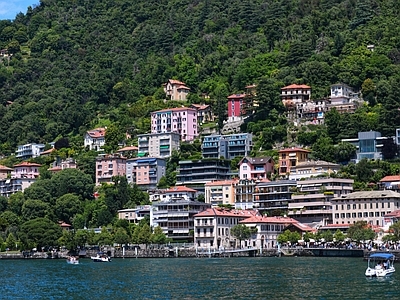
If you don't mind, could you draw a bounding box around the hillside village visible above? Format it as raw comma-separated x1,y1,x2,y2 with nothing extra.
2,78,400,250
3,0,400,252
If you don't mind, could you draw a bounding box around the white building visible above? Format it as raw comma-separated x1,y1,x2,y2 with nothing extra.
15,143,45,159
84,127,106,151
332,190,400,227
288,160,341,180
193,208,259,249
240,215,314,249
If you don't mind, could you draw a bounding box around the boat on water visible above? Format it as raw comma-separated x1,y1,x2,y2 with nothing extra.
365,253,395,277
66,256,79,265
91,252,111,262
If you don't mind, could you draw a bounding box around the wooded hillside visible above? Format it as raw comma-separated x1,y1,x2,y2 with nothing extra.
1,0,400,154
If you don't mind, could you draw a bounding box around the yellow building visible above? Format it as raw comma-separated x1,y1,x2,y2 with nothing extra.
204,180,237,207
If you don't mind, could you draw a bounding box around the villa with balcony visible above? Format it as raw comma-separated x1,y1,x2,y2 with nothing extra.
84,127,106,151
0,164,12,179
11,162,41,179
234,178,270,210
238,156,274,180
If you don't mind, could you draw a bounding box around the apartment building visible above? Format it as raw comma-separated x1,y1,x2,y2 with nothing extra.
0,177,36,197
193,208,258,249
278,148,310,177
288,178,354,227
15,143,45,159
126,157,166,189
204,180,237,207
341,131,387,162
117,205,151,223
152,198,210,241
202,133,252,160
288,160,341,180
150,107,198,141
227,93,247,122
331,190,400,226
175,159,231,187
234,178,270,210
137,132,180,158
95,154,126,185
253,180,297,215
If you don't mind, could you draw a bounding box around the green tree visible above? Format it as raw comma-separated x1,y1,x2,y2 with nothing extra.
231,224,257,248
347,221,376,243
137,223,152,248
333,229,346,243
151,226,167,245
21,200,50,221
55,193,82,224
19,218,62,251
104,123,125,153
114,227,130,245
5,233,17,251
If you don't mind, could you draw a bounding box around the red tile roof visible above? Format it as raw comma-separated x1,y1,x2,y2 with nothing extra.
87,128,106,138
40,148,55,155
281,84,311,90
191,104,210,110
227,94,246,99
240,215,298,224
278,147,311,153
194,208,258,218
0,164,13,171
168,79,186,85
165,186,198,193
384,210,400,218
379,175,400,182
13,162,42,167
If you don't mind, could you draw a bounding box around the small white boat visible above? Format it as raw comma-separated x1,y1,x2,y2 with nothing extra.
66,256,79,265
365,253,395,277
91,252,111,262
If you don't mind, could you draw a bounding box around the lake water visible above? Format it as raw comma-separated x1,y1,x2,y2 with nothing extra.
1,256,400,299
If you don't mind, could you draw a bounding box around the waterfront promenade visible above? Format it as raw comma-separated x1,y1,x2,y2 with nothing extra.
3,247,400,260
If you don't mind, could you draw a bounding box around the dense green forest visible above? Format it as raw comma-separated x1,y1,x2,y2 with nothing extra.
1,0,400,155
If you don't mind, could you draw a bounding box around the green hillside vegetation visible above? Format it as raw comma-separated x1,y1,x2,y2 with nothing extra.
0,0,400,153
2,0,400,249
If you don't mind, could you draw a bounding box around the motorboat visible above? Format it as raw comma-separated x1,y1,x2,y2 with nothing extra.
66,256,79,265
365,253,395,277
91,252,111,262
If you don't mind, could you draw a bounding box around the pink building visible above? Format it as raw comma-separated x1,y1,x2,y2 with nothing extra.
227,94,246,121
238,156,275,180
95,154,127,185
48,158,77,173
12,162,41,179
151,107,198,141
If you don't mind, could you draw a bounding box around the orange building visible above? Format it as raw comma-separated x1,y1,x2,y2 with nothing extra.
278,148,310,177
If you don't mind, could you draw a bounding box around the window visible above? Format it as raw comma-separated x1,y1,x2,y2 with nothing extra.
363,212,368,217
347,204,351,210
353,204,356,209
340,213,345,218
335,213,339,218
369,212,374,217
375,212,380,217
346,213,351,218
352,213,356,218
358,212,362,218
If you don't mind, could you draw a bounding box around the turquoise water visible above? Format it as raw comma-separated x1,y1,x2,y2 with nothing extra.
1,257,399,299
